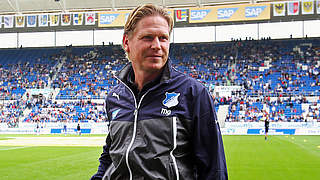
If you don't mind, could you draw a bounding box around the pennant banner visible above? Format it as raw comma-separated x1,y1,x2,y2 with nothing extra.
16,16,25,28
273,2,286,16
288,1,300,15
302,0,314,14
175,9,188,22
73,13,83,25
50,14,59,26
316,0,320,14
27,15,37,27
85,12,95,25
166,9,174,23
4,16,14,28
61,14,71,26
39,14,48,27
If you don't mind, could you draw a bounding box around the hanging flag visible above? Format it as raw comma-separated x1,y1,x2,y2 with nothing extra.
85,12,95,25
73,13,83,25
288,1,300,15
4,16,14,28
273,2,286,16
61,13,71,26
316,0,320,14
15,15,25,28
50,14,59,26
39,14,48,27
302,0,314,14
27,15,37,27
175,9,188,22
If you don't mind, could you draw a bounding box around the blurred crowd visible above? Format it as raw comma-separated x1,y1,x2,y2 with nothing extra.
0,38,320,123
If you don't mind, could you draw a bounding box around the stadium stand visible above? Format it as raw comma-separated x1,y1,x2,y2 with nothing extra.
1,37,320,123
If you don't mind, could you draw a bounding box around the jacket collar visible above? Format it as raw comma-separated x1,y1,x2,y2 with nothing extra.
116,58,172,85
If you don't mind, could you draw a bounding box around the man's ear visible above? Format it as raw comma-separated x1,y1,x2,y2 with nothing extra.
122,34,130,53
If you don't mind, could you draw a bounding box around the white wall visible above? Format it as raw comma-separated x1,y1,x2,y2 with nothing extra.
19,32,55,47
216,23,258,41
56,30,94,46
94,29,123,45
0,20,319,48
304,20,320,38
259,21,303,39
0,33,17,48
173,26,215,43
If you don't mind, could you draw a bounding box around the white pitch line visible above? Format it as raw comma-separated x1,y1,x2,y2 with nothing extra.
0,146,29,151
0,136,106,146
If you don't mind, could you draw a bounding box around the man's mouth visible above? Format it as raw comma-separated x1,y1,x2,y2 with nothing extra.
147,54,162,58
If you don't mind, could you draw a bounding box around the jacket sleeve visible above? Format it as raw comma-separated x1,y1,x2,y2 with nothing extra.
192,87,228,180
90,135,113,180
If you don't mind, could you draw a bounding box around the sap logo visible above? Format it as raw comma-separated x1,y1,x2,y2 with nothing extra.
161,108,171,116
217,8,238,19
190,10,211,21
245,6,266,18
100,14,119,24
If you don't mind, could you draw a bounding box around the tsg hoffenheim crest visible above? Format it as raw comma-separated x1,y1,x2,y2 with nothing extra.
163,92,180,108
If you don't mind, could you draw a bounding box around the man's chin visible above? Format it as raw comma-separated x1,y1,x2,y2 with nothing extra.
145,64,164,72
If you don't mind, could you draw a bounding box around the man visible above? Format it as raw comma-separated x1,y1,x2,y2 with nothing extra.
265,118,269,140
63,121,67,136
91,4,228,180
77,123,81,136
35,121,40,135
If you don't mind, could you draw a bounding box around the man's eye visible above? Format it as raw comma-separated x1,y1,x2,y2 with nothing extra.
143,36,153,40
160,36,168,41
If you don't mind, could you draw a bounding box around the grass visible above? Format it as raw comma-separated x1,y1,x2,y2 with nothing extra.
0,135,319,180
223,135,320,180
0,146,101,180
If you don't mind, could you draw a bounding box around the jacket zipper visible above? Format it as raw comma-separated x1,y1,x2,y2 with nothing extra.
116,77,148,180
170,116,179,180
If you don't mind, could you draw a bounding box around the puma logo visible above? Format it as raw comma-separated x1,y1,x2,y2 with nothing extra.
112,93,120,100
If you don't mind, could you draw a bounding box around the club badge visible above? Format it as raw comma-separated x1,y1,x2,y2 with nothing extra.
163,92,180,108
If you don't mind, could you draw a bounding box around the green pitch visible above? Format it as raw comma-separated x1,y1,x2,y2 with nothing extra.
0,135,319,180
224,135,320,180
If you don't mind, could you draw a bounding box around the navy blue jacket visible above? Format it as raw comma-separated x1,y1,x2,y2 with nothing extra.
91,60,228,180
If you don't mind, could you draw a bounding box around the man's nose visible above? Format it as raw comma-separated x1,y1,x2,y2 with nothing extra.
151,37,161,50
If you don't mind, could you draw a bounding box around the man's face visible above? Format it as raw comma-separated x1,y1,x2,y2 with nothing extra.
123,15,170,74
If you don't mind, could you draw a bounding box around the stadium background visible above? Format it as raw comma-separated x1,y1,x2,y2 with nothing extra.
0,0,320,180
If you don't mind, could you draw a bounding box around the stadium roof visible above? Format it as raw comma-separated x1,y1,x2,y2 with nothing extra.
0,0,263,14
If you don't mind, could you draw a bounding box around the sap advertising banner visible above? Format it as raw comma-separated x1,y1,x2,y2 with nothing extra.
189,7,218,23
98,11,130,27
98,9,172,28
189,3,270,23
1,122,319,135
222,122,320,135
0,122,109,134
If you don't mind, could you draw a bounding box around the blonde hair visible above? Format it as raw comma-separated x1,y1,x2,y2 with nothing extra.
123,4,173,39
